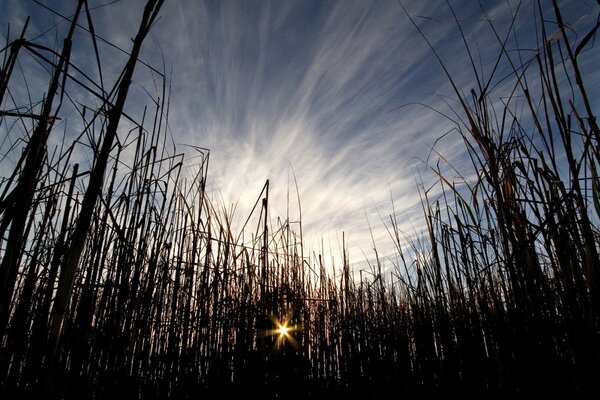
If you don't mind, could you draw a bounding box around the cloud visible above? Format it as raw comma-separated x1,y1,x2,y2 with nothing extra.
151,0,455,262
2,0,597,271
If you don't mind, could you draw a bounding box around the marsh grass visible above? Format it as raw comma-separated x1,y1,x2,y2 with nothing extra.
0,1,599,399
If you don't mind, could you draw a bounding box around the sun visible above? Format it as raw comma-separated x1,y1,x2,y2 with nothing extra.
268,316,298,349
277,324,290,336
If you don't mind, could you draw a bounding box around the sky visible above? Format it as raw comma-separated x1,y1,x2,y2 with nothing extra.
1,0,599,269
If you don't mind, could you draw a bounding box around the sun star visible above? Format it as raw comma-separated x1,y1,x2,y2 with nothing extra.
277,324,289,336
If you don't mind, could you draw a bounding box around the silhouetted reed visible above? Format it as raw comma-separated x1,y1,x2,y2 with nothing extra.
0,1,598,399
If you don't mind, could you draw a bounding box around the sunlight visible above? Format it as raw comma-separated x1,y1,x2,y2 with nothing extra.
277,324,290,336
268,316,298,350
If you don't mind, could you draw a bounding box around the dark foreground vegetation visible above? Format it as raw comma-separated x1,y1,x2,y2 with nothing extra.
1,0,599,398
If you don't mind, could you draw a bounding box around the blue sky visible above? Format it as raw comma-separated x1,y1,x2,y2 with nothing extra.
1,0,599,267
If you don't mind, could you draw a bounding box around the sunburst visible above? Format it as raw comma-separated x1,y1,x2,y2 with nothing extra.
269,315,298,349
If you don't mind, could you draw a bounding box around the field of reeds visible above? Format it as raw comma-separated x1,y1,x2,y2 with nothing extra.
1,0,598,399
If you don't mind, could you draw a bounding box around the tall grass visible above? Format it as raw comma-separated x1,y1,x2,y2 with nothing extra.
0,1,598,399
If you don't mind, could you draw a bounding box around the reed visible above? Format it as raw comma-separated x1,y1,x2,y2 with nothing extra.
0,1,598,399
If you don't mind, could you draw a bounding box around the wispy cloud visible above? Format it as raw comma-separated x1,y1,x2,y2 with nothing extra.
2,0,597,268
151,0,454,261
150,0,599,264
